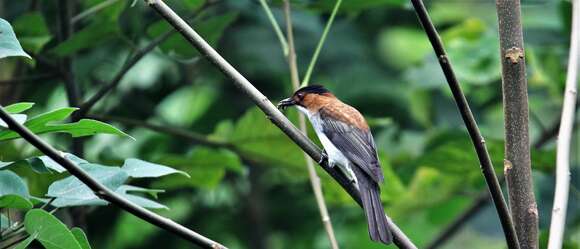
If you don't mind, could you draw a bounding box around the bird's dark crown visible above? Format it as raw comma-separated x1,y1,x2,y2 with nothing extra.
294,85,330,95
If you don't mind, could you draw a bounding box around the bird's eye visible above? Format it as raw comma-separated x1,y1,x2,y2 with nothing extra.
297,92,304,99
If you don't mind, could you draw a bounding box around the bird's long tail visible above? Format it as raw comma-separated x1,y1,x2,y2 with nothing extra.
353,166,393,244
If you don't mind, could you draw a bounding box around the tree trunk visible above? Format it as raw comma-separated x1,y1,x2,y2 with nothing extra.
495,1,539,249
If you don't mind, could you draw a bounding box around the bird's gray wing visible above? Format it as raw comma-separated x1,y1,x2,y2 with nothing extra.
319,109,384,183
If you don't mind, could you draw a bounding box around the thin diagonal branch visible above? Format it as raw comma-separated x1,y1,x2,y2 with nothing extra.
409,1,520,249
88,114,229,147
71,0,119,24
301,0,342,87
76,2,212,118
548,0,579,248
75,29,175,118
0,106,227,249
258,0,288,56
282,1,339,248
143,1,417,248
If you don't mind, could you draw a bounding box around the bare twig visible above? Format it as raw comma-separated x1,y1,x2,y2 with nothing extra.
496,1,538,248
71,0,119,24
89,114,228,147
143,1,417,248
301,0,342,87
0,106,228,249
76,2,213,118
548,0,579,248
282,1,339,248
409,0,520,249
258,0,288,56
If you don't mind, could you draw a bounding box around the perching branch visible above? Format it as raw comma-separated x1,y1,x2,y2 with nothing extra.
143,1,417,248
0,107,228,249
409,1,520,249
301,0,342,87
282,1,339,248
548,0,580,248
495,1,538,248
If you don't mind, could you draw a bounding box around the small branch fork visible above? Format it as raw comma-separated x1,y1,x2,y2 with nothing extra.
143,0,416,248
0,108,227,249
409,0,520,249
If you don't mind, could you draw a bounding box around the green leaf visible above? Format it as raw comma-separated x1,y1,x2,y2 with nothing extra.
13,233,38,249
0,107,131,140
230,107,305,170
0,194,33,209
0,170,29,197
115,185,167,209
48,164,128,207
121,158,189,178
0,18,31,59
156,84,218,126
147,12,238,58
24,209,83,249
4,102,34,113
28,153,88,174
12,12,52,54
71,228,92,249
0,153,86,174
38,119,132,138
51,20,119,57
117,185,164,198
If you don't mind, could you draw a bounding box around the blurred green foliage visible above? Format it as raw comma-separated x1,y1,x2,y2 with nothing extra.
0,0,579,249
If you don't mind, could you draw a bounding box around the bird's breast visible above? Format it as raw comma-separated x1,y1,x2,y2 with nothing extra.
308,113,350,167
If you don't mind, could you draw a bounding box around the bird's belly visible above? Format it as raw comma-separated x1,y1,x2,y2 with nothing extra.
303,110,356,182
316,131,357,184
318,133,349,166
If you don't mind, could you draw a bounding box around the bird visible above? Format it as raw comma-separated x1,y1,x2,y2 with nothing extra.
277,85,392,245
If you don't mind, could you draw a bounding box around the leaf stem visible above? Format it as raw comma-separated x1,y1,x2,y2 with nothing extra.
301,0,342,87
258,0,289,56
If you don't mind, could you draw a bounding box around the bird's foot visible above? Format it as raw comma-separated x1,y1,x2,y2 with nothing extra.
318,150,329,165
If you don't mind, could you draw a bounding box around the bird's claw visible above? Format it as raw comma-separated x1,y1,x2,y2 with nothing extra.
318,150,329,165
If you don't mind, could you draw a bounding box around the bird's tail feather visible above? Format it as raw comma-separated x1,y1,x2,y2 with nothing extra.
358,174,393,244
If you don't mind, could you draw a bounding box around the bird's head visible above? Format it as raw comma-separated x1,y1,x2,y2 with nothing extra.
277,85,334,111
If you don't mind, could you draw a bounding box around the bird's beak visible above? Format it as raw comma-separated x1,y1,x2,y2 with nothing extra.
277,98,296,110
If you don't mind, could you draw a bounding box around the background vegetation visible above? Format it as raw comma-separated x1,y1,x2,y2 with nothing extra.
0,0,578,248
